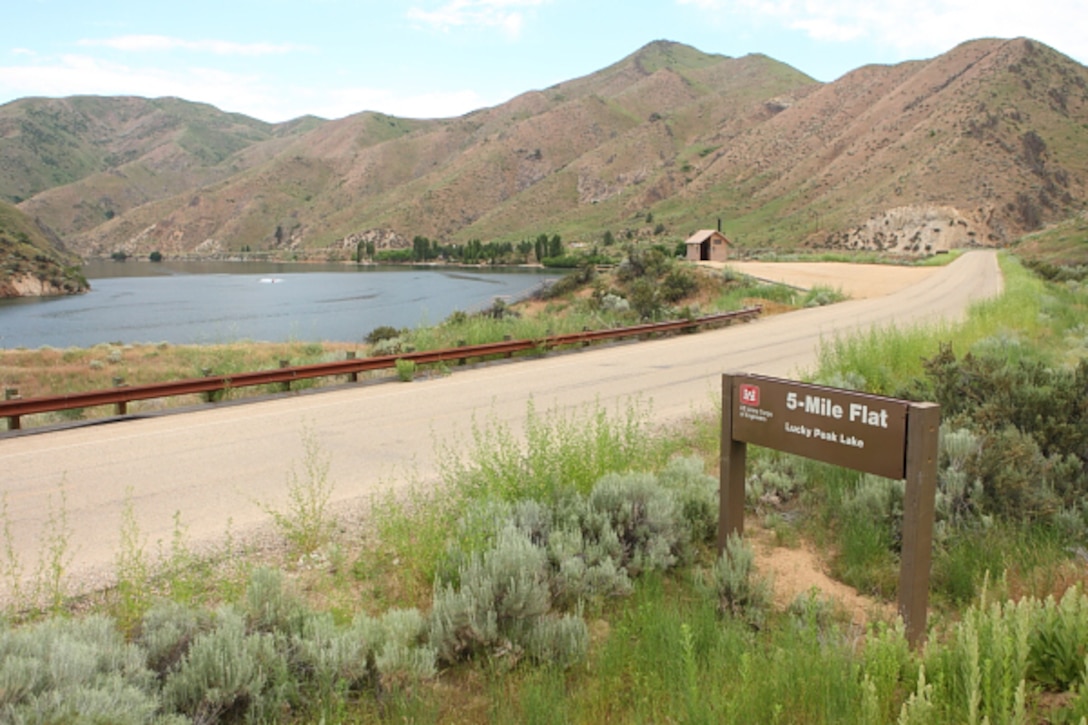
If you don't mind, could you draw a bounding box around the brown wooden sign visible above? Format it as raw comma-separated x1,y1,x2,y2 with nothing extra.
720,373,939,647
731,375,910,479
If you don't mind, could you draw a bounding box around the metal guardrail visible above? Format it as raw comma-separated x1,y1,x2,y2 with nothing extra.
1,307,760,431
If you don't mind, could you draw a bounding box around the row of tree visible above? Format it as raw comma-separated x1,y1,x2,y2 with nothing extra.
367,233,566,265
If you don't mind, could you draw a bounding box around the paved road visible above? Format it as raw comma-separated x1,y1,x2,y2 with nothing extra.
0,251,1002,598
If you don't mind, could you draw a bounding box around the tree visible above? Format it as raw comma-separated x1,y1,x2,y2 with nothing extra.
549,234,563,259
628,278,661,319
517,239,533,262
149,251,163,263
412,235,432,262
603,230,615,246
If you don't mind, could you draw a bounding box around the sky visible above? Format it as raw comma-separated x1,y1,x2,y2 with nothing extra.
2,0,1085,123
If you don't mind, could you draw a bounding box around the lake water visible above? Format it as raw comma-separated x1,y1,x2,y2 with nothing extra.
0,261,557,349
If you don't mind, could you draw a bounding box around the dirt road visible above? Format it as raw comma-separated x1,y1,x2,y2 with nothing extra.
723,260,940,299
0,252,1002,600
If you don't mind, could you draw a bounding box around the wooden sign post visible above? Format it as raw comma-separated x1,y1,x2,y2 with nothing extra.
720,373,939,646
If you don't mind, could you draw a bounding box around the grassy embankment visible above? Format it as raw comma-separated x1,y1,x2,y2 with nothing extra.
2,250,1087,723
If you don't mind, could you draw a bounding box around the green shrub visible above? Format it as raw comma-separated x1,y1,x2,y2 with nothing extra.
290,611,372,702
0,615,163,725
967,426,1070,521
916,345,1088,466
373,609,437,690
744,452,805,510
704,534,772,628
627,278,662,319
243,567,306,633
656,457,718,544
395,358,416,382
137,601,212,677
162,608,289,723
1028,587,1088,691
430,525,552,665
365,325,401,345
801,285,847,307
371,335,411,355
546,523,633,608
934,426,985,535
586,472,684,576
660,267,698,303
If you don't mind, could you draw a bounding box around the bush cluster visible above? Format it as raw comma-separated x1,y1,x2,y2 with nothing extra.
430,458,722,666
1023,258,1088,283
0,568,439,723
905,344,1088,525
0,458,729,723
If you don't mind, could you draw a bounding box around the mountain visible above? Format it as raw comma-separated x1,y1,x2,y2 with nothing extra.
3,38,1086,259
0,201,87,297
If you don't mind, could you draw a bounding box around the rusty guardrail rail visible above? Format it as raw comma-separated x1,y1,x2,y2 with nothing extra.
1,306,760,431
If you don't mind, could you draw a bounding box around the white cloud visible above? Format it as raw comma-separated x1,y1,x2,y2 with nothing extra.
77,35,307,57
406,0,550,39
0,54,270,112
677,0,1087,65
0,54,492,121
309,87,489,120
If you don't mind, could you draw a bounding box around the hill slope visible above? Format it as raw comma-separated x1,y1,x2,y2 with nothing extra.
4,38,1087,259
0,201,87,297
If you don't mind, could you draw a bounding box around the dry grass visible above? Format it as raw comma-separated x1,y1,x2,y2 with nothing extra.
1,340,362,423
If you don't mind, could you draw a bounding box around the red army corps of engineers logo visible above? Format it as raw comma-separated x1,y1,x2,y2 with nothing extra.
740,384,760,406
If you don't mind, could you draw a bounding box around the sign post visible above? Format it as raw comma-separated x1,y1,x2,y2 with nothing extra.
720,373,939,646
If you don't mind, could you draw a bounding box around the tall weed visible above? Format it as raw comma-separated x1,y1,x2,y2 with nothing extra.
439,398,663,504
114,489,152,634
257,425,336,559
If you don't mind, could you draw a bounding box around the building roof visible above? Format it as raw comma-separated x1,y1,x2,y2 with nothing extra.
685,229,727,245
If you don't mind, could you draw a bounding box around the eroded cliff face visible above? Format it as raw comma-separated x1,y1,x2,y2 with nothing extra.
0,271,87,298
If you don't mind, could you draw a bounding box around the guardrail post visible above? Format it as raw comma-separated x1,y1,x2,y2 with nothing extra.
280,360,291,391
112,377,128,415
582,326,590,347
4,388,19,431
503,335,513,358
346,351,358,382
201,368,217,402
457,340,467,366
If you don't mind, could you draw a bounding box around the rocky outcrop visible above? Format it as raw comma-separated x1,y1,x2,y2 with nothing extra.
0,271,87,298
815,206,991,255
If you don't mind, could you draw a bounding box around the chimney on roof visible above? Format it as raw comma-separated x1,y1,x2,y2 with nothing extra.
717,218,721,232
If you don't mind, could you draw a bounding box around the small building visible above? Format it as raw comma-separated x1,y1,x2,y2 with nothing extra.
685,229,730,262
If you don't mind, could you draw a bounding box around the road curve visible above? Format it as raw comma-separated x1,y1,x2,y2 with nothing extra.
0,251,1002,598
